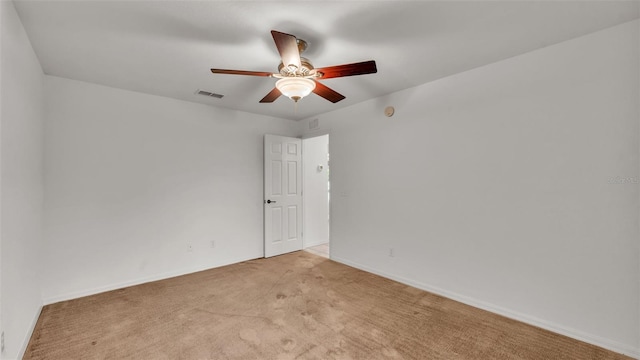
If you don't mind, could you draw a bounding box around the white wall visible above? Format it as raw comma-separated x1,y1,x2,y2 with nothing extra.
303,135,330,248
301,20,639,357
43,76,298,303
0,1,45,359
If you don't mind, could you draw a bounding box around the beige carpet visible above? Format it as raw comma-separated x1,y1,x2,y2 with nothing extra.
25,252,632,360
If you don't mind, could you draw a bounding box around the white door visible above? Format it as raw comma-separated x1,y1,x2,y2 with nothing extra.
264,134,302,257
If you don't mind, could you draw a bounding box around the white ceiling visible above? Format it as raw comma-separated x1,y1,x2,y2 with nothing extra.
13,1,639,121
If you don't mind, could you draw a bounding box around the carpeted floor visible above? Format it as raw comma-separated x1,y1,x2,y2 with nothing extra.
25,251,632,360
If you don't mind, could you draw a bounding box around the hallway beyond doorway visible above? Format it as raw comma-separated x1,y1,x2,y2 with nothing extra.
304,243,329,258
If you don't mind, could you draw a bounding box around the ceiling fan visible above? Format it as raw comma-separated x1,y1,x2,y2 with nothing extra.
210,30,377,104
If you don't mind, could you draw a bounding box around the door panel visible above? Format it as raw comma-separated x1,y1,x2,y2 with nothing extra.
271,161,282,195
264,134,302,257
271,207,282,243
288,206,298,239
287,161,297,194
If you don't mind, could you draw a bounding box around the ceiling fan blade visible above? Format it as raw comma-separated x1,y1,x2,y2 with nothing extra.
211,69,273,77
313,81,346,103
315,60,377,79
259,88,282,103
271,30,301,70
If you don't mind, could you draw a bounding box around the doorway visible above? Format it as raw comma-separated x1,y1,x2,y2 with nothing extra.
302,134,330,258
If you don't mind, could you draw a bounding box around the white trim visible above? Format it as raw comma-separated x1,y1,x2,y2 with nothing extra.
331,255,639,359
17,305,42,360
301,136,306,250
43,254,261,305
304,239,329,248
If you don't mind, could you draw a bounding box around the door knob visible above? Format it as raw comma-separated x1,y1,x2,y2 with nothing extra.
266,199,276,204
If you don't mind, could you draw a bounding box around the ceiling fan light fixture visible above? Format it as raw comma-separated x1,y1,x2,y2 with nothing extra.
210,30,377,104
275,77,316,102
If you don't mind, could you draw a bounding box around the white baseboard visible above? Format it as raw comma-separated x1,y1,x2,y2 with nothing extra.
16,304,42,360
304,239,329,248
331,255,639,359
43,254,261,305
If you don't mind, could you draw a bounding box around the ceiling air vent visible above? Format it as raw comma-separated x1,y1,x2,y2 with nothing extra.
196,89,224,99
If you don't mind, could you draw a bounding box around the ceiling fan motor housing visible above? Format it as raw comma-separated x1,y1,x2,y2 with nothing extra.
278,57,314,77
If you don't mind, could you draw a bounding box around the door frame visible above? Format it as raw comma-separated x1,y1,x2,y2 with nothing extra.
300,131,331,257
263,131,332,259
